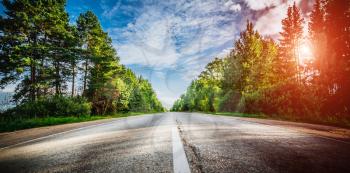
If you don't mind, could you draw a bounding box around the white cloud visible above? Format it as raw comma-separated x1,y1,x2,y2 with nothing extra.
243,0,279,10
157,95,177,109
225,1,242,12
110,7,180,68
117,43,179,68
217,47,232,58
115,15,180,68
230,4,242,12
252,0,303,36
111,0,240,69
100,0,124,18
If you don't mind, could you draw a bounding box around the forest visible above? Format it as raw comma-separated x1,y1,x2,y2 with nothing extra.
0,0,165,120
171,0,350,126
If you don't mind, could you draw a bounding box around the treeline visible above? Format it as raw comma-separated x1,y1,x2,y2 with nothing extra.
0,0,164,118
172,1,350,123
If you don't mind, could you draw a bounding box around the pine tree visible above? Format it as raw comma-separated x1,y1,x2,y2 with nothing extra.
0,0,76,102
77,11,104,95
323,0,350,115
46,2,77,96
292,2,304,82
308,0,328,100
309,0,326,69
233,21,263,94
77,11,121,114
279,3,304,83
309,0,325,44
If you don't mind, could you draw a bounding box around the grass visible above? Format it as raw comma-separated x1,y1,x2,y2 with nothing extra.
0,112,154,133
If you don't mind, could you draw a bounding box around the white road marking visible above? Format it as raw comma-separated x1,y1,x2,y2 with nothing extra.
0,120,118,151
172,126,191,173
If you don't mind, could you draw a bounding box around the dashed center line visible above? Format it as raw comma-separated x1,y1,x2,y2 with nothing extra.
172,126,191,173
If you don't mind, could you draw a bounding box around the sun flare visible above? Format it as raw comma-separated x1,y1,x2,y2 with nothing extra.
298,41,314,63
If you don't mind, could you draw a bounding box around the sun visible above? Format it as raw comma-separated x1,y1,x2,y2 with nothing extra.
298,41,314,63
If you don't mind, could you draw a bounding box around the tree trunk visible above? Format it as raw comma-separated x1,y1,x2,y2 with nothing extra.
71,61,75,97
83,59,88,95
30,60,36,101
55,60,60,95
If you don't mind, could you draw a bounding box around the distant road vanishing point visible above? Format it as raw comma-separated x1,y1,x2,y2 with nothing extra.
1,112,350,173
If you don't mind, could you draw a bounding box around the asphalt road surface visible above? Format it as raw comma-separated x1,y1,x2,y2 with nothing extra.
0,112,350,173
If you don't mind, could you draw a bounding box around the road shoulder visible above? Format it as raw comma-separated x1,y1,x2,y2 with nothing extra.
220,115,350,143
0,114,157,149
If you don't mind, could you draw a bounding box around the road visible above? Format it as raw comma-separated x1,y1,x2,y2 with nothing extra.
0,112,350,173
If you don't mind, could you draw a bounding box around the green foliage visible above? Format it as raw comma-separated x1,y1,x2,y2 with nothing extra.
3,96,91,118
171,58,225,112
128,77,165,112
76,11,121,115
0,0,79,101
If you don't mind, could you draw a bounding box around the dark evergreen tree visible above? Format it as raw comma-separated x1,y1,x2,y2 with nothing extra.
0,0,76,102
323,0,350,116
279,3,304,83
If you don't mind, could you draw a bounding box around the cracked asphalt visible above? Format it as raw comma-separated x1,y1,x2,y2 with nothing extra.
0,112,350,173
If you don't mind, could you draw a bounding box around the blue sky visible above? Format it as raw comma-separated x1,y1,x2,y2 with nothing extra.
1,0,314,108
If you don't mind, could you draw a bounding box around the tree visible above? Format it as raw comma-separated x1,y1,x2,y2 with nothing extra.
76,11,121,114
0,0,76,102
279,3,304,83
307,0,328,110
309,0,326,61
128,77,164,112
227,21,266,94
323,0,350,116
77,11,104,95
292,3,304,82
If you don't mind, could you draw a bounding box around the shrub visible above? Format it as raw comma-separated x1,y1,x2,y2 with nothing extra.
3,96,91,118
244,82,322,118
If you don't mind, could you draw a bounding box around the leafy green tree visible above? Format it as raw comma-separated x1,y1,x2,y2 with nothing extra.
128,77,164,112
232,21,263,94
172,58,225,112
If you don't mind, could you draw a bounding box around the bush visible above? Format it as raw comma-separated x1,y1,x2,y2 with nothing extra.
243,82,322,118
3,96,91,118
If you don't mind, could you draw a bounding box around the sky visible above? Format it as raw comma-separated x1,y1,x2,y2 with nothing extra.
0,0,314,108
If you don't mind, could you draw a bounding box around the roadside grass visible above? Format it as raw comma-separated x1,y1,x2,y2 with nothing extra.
204,111,350,129
0,112,157,133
